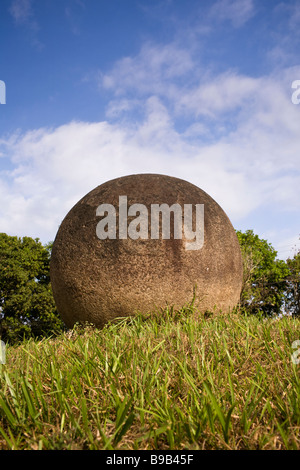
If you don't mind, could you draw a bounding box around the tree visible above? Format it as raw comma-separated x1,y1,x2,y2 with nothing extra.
236,230,289,316
284,251,300,316
0,233,65,343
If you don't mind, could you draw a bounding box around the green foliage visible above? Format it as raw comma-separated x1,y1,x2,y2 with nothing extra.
285,252,300,316
0,233,65,343
236,230,290,316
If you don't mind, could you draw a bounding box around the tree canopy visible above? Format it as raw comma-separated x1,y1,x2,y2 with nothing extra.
0,233,65,343
284,252,300,316
236,229,299,317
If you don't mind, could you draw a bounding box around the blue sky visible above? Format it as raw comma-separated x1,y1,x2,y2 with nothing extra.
0,0,300,258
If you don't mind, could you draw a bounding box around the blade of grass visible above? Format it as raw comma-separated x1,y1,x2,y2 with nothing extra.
134,424,170,444
3,372,22,422
171,355,202,400
20,375,41,422
113,411,135,446
0,424,20,449
0,396,18,427
112,395,136,446
203,381,235,443
275,419,289,449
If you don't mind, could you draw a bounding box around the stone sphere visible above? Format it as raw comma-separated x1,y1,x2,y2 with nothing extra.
50,174,243,328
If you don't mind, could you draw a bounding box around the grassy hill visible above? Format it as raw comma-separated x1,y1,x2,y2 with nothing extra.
0,304,299,450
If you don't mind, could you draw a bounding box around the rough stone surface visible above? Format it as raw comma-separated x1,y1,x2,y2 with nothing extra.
50,174,243,328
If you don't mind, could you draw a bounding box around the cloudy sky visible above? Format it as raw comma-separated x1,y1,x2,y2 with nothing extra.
0,0,299,258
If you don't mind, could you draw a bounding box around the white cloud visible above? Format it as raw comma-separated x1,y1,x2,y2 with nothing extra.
64,0,86,35
208,0,255,28
175,72,259,118
265,2,300,67
101,42,194,98
105,98,142,119
9,0,33,24
9,0,42,48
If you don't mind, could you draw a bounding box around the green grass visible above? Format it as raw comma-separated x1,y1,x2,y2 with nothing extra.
0,304,299,450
